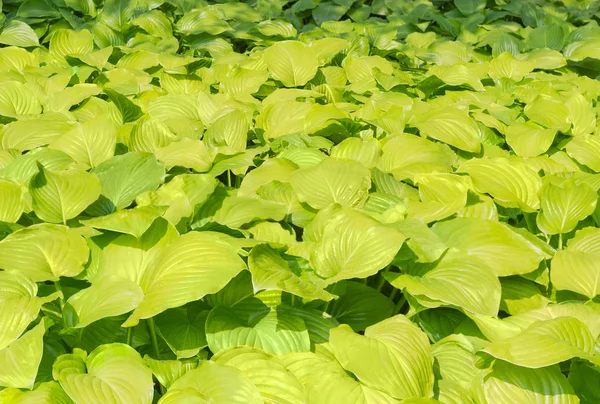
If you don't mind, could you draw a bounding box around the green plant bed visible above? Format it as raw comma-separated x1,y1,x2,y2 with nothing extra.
0,0,599,403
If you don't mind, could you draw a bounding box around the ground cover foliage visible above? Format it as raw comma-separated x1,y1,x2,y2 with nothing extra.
0,0,599,402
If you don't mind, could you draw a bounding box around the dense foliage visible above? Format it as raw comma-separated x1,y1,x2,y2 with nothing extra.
0,0,600,403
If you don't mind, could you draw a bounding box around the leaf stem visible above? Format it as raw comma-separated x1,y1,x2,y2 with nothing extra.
126,327,133,346
146,318,166,395
558,233,563,250
389,288,398,302
54,280,64,310
394,295,407,315
376,266,390,292
146,318,160,359
227,170,232,187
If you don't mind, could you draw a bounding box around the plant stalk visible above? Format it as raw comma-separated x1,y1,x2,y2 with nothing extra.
126,327,133,346
146,318,166,394
54,280,64,310
394,295,407,315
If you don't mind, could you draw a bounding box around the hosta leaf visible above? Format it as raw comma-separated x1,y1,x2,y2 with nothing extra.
206,305,310,355
154,305,209,359
0,224,88,282
263,41,319,87
568,360,600,404
81,206,166,238
158,360,262,404
0,319,46,389
212,347,307,403
281,350,400,404
379,134,456,181
144,356,198,390
566,93,596,137
413,107,482,153
505,122,556,158
0,381,72,404
328,280,394,332
2,113,77,152
306,206,405,282
290,157,371,210
49,116,116,169
53,344,154,404
525,95,570,132
407,173,470,223
483,317,596,368
565,135,600,172
0,271,59,351
482,361,578,403
387,254,501,316
0,81,42,118
204,109,249,153
0,179,24,223
124,231,247,326
66,277,144,328
458,158,542,211
432,218,552,276
212,196,288,228
248,244,334,302
431,335,479,388
551,250,600,299
30,165,101,224
536,178,597,235
87,152,165,216
330,315,434,400
0,20,39,47
154,138,212,172
136,174,218,225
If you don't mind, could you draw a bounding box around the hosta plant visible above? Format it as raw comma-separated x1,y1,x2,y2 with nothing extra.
0,0,600,403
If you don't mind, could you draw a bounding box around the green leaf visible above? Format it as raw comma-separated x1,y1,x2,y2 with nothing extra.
0,81,41,118
124,231,247,326
458,158,542,212
0,224,88,282
144,356,198,390
0,271,59,351
454,0,485,15
330,315,434,400
387,254,501,316
206,305,311,355
154,304,209,359
432,218,552,276
565,134,600,172
30,165,101,224
102,0,139,31
88,152,165,216
0,319,46,389
483,317,596,368
290,157,371,210
159,360,262,404
49,116,116,169
328,280,394,332
568,360,600,404
0,381,72,404
53,343,154,404
0,179,24,223
0,20,39,47
379,134,456,181
2,113,76,152
176,8,232,35
280,349,400,403
536,178,597,235
263,40,319,87
413,107,482,153
505,122,556,158
212,347,307,403
49,29,94,60
551,250,600,299
154,139,212,173
81,206,166,238
248,244,335,302
66,276,144,328
136,174,218,225
305,205,406,283
482,361,578,403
